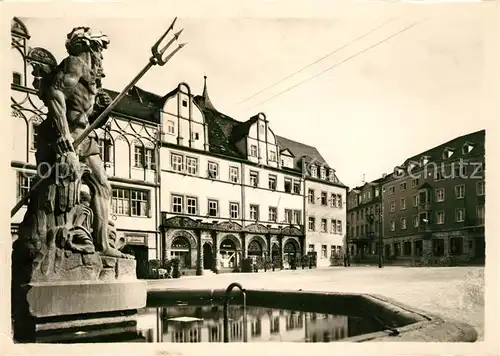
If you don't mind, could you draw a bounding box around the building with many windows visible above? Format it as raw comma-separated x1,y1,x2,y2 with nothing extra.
346,178,385,260
297,143,346,267
381,129,485,262
9,18,347,275
346,130,485,264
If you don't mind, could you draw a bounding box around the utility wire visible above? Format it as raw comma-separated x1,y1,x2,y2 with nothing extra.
249,21,421,109
236,18,397,106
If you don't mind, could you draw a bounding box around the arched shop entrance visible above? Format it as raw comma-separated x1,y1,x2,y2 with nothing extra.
283,240,299,267
220,238,237,269
170,236,191,268
203,243,213,270
271,243,280,263
247,240,263,263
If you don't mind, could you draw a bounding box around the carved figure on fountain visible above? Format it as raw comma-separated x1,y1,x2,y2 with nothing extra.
12,26,135,285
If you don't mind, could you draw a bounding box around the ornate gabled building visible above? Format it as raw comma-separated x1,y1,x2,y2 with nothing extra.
381,129,485,262
9,18,347,275
158,78,347,272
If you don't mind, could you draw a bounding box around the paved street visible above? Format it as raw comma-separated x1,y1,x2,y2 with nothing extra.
148,266,485,340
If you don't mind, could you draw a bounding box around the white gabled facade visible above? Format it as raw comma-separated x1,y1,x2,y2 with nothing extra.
158,83,306,271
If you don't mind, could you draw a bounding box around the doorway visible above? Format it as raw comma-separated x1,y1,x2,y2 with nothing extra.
474,237,485,260
170,236,191,268
121,245,149,279
271,243,280,263
283,240,298,268
247,240,263,264
219,238,237,268
203,243,213,270
384,244,391,258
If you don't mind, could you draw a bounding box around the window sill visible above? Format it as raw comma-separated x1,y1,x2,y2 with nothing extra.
132,166,156,172
112,214,150,219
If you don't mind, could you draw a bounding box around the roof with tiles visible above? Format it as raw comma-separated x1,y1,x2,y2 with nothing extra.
275,135,330,171
104,86,162,124
200,109,244,158
348,130,485,192
404,129,485,166
230,116,259,143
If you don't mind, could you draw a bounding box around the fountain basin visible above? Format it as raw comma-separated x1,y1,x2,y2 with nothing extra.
145,288,477,342
34,287,477,343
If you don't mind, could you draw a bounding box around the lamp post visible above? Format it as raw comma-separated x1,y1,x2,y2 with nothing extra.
345,234,351,267
378,217,383,268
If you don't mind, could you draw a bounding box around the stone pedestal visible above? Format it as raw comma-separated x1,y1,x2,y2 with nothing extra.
12,280,147,343
12,251,147,343
27,280,147,318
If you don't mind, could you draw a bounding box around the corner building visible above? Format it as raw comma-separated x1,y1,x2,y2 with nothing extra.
381,130,485,262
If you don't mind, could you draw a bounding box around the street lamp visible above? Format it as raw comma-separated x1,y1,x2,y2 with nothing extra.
378,217,383,268
370,211,383,269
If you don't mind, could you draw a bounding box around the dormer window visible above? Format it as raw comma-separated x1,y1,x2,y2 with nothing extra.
328,169,334,181
310,165,317,178
462,143,474,154
421,156,430,166
320,167,326,180
442,148,454,159
394,166,404,177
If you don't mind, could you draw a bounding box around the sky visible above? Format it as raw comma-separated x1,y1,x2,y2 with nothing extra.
14,1,498,189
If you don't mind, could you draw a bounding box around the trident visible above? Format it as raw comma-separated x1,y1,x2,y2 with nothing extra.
11,17,186,217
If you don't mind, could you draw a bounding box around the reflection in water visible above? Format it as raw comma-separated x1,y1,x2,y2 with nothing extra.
135,305,383,343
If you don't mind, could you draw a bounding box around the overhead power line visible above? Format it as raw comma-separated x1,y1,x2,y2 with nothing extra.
249,21,421,109
236,17,397,107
